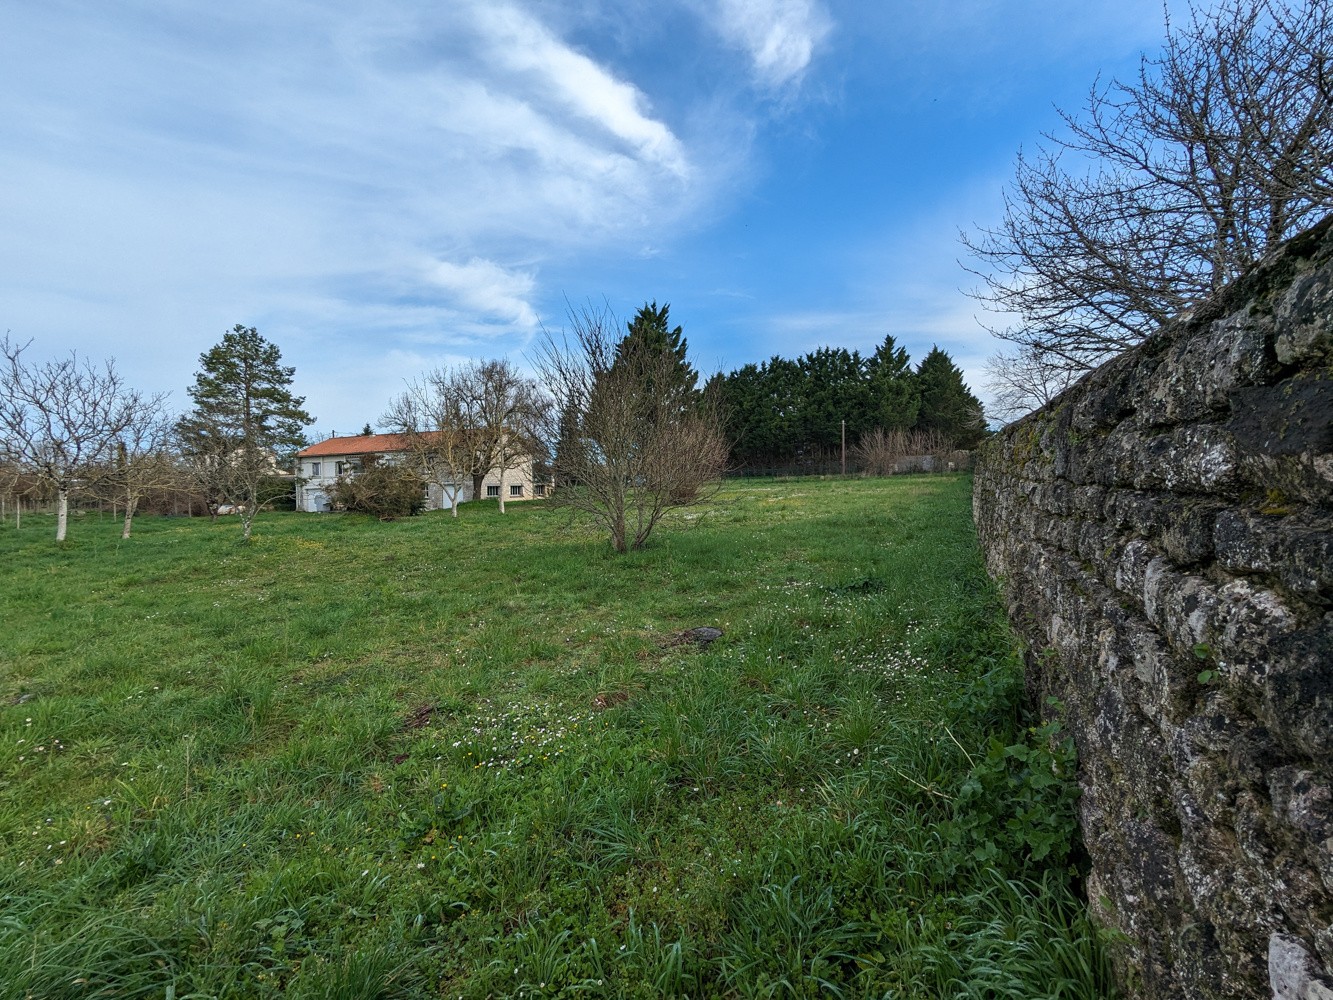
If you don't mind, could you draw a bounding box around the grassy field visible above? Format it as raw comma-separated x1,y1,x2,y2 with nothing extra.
0,476,1114,999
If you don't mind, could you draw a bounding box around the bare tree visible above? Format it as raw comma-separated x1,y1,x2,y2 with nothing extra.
97,395,176,538
175,422,243,523
384,360,549,515
464,360,549,514
0,336,141,541
533,304,728,553
963,0,1333,380
381,382,474,517
982,346,1083,424
453,360,548,512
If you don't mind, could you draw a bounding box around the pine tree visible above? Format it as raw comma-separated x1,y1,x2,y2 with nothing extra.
913,347,986,449
868,335,920,430
177,324,313,539
617,302,698,410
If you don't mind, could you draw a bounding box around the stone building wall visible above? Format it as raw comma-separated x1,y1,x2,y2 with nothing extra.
973,217,1333,999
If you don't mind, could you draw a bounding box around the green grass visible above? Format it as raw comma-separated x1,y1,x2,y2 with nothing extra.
0,477,1116,999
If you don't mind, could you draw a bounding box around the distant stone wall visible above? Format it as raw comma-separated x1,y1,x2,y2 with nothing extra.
974,218,1333,999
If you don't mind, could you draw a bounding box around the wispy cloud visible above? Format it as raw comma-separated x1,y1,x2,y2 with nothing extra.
0,1,697,318
698,0,833,89
474,3,690,180
0,0,725,425
424,258,539,331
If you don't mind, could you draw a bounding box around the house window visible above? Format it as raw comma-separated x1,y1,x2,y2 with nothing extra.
533,483,547,497
309,461,321,476
509,484,523,497
486,484,500,497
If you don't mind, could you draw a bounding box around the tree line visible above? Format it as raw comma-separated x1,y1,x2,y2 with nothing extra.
2,310,986,546
714,337,986,471
0,306,732,552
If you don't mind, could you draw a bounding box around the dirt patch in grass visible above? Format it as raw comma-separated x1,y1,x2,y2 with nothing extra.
591,690,630,711
401,703,438,730
659,626,724,649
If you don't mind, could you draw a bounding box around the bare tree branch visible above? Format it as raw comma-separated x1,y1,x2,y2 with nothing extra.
964,0,1333,387
983,346,1084,424
95,393,175,538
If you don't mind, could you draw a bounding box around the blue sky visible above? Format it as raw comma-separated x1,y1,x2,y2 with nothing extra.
1,0,1173,435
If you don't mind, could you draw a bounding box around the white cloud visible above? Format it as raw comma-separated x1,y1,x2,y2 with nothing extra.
424,258,539,330
0,0,724,431
701,0,833,88
474,4,690,180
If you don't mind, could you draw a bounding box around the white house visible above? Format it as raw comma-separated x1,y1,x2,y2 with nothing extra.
294,432,546,513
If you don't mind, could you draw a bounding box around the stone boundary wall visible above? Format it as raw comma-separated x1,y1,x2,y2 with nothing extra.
973,218,1333,999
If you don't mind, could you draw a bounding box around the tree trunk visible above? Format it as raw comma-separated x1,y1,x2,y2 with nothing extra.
56,487,69,542
241,484,257,541
497,474,506,514
472,472,484,501
121,495,137,539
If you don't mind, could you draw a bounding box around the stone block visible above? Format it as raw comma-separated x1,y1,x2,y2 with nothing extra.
1215,511,1333,602
1161,501,1221,565
1273,267,1333,366
1269,934,1333,1000
1071,354,1142,432
1139,311,1273,427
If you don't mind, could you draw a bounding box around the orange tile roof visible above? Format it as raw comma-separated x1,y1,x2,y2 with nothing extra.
297,432,425,457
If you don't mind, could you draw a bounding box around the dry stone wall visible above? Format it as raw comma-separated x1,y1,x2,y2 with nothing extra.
974,217,1333,999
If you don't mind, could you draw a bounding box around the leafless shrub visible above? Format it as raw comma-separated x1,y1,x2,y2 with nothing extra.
853,428,959,477
533,303,728,552
326,455,426,519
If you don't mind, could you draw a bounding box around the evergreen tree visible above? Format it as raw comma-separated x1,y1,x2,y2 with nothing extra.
617,302,698,410
913,347,986,449
720,358,802,468
867,334,920,430
794,347,873,451
177,324,313,539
